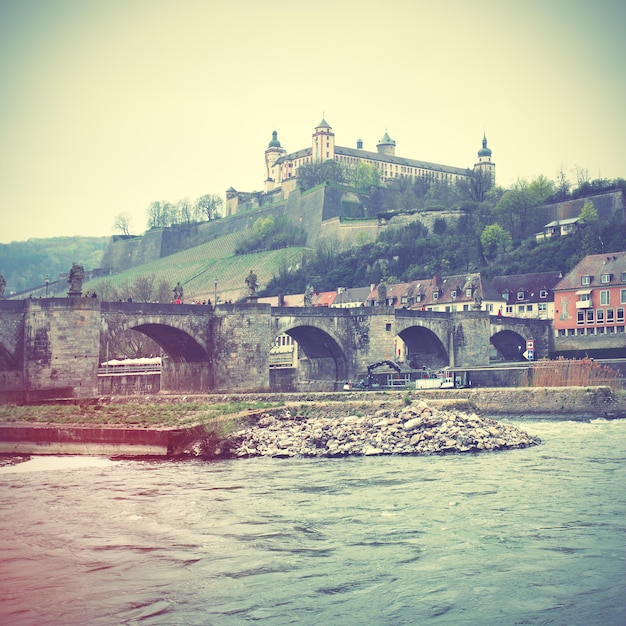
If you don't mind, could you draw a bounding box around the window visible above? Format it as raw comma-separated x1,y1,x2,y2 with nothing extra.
539,289,548,299
517,290,525,300
433,291,439,300
621,289,626,304
601,273,612,284
538,303,547,312
385,323,392,332
518,305,525,314
451,289,457,298
526,304,533,312
586,309,594,324
506,305,513,314
580,293,591,303
607,308,614,323
600,290,610,305
465,288,473,297
617,307,624,323
502,292,509,301
597,309,604,324
581,276,591,286
577,310,585,325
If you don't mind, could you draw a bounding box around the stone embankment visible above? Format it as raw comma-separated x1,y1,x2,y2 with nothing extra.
217,399,539,459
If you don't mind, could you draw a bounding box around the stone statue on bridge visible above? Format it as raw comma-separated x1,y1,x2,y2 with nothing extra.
173,282,184,303
473,290,483,310
0,274,6,299
245,270,258,297
377,282,387,306
304,284,314,307
67,263,84,297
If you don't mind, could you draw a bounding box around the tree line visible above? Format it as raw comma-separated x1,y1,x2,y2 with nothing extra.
260,173,626,296
114,194,224,236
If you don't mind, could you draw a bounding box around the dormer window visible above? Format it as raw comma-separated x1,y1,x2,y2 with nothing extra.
451,289,457,298
415,294,422,302
517,290,525,301
539,289,548,299
465,288,473,297
433,291,439,300
601,273,612,284
581,276,591,286
502,292,509,301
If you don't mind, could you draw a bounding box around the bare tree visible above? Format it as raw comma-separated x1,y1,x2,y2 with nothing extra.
114,212,132,236
195,194,223,221
177,198,194,224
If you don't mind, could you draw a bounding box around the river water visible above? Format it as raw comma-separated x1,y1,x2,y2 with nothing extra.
0,418,625,626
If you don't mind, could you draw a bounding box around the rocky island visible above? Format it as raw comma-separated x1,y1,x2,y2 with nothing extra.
198,398,540,459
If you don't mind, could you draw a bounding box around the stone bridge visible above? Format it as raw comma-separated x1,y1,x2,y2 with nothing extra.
0,299,552,398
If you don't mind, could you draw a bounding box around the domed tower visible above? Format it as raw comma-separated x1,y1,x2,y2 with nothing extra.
265,130,286,192
474,133,495,183
376,131,396,156
312,118,335,163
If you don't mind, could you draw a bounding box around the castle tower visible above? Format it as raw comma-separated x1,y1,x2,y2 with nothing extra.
265,130,286,192
312,118,335,162
376,131,396,156
474,133,495,183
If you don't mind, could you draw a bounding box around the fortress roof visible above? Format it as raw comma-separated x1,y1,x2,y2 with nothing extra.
275,145,468,176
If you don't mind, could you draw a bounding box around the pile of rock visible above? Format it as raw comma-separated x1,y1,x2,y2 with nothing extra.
224,400,540,458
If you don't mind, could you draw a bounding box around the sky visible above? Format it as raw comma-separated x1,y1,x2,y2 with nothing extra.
0,0,624,244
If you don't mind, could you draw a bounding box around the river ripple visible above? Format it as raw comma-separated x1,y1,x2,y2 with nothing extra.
1,418,625,625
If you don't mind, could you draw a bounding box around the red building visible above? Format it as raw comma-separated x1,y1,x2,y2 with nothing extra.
553,252,626,345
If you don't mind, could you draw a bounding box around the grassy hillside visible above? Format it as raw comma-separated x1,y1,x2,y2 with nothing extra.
81,229,308,303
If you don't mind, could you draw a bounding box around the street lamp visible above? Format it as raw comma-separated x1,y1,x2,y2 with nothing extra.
214,278,218,305
45,275,49,298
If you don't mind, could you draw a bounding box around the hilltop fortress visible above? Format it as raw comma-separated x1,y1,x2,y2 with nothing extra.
102,119,495,273
226,118,495,214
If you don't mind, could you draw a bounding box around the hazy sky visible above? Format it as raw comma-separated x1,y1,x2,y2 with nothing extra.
1,0,624,244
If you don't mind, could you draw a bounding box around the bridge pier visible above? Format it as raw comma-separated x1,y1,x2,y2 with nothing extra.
23,298,100,398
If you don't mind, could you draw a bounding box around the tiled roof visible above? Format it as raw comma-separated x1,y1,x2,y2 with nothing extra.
274,145,468,176
490,272,562,302
367,273,501,308
336,146,468,176
554,251,626,290
333,286,371,306
312,291,337,307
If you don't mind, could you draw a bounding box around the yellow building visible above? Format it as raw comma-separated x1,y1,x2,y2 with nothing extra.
264,118,495,197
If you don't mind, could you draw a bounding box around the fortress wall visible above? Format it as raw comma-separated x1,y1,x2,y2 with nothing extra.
541,190,624,222
99,236,145,272
319,218,378,247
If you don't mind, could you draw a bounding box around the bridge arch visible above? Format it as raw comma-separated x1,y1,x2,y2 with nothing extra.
490,329,528,361
102,315,213,392
272,324,348,390
397,325,448,369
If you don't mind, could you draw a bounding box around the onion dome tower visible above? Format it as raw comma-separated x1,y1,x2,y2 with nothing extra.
474,133,496,183
265,130,286,192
